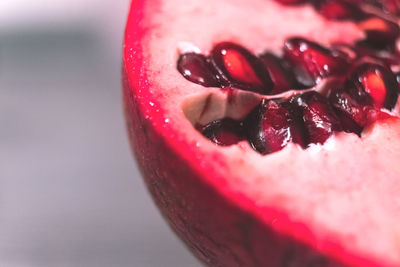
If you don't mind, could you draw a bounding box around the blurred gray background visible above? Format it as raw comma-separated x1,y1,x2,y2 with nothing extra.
0,1,200,266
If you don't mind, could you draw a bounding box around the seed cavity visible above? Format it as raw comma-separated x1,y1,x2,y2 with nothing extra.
177,1,400,155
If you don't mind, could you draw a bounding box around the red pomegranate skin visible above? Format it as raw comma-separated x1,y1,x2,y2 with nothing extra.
122,1,397,266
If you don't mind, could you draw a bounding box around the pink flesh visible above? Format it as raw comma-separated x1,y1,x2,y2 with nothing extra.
123,0,400,266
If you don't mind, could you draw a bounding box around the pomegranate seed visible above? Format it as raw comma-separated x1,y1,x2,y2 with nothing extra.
329,90,370,134
329,62,399,135
284,38,349,87
246,99,305,154
175,20,400,153
313,0,365,21
201,119,245,146
259,52,302,93
352,41,400,67
362,72,387,105
177,53,220,87
210,42,274,94
358,16,400,48
290,92,343,145
346,62,399,109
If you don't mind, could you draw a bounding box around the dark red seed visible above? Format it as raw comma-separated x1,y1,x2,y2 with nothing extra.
210,42,274,94
358,16,400,48
329,88,394,134
345,61,399,110
201,119,245,146
284,38,350,87
259,52,303,93
177,53,220,87
313,0,365,21
290,92,343,145
329,90,370,134
328,61,399,135
246,99,305,154
352,41,400,67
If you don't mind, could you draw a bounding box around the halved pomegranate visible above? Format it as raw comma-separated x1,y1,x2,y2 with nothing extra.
123,0,400,266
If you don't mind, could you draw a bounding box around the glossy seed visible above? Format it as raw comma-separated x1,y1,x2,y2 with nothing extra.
210,42,274,94
284,38,349,87
314,0,365,21
290,92,343,145
201,119,245,146
346,62,399,109
177,53,220,87
358,16,400,48
259,52,302,93
246,99,305,154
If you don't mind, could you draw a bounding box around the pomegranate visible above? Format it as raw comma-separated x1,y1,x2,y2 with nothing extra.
123,0,400,266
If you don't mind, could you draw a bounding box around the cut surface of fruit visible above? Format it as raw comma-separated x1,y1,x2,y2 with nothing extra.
123,0,400,266
179,39,400,153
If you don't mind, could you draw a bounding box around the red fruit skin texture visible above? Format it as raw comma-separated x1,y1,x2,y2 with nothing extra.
122,1,397,267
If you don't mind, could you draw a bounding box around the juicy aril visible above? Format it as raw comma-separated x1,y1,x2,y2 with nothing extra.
123,0,400,266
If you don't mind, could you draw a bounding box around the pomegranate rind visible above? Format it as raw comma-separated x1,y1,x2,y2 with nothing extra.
123,0,400,266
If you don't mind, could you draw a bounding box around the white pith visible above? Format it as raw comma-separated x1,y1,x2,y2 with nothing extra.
138,0,400,265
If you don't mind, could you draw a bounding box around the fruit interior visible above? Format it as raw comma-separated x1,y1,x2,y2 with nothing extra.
132,0,400,265
177,1,400,155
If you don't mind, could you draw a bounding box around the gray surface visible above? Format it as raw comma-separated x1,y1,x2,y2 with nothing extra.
0,11,201,267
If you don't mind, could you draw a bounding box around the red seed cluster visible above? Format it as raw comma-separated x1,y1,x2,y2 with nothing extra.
177,1,400,155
